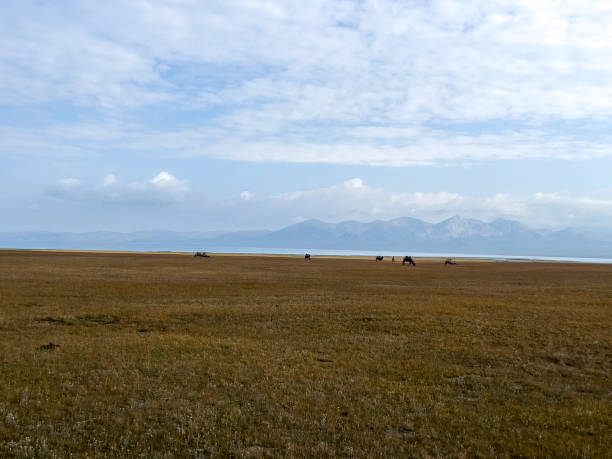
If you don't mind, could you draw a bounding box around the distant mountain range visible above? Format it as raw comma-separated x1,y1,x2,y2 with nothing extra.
2,216,612,258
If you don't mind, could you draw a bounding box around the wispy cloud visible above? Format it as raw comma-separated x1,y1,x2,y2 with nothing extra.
3,1,612,164
57,178,81,189
100,174,117,187
3,123,611,164
4,1,612,234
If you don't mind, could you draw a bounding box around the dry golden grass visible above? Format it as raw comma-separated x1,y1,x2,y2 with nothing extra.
0,250,610,457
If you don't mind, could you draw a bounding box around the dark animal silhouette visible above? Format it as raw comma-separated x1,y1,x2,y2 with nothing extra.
194,252,210,257
402,256,416,266
445,258,456,266
375,256,384,261
392,256,395,263
305,253,311,260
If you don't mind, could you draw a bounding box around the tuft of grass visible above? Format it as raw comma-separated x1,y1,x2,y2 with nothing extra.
0,250,610,456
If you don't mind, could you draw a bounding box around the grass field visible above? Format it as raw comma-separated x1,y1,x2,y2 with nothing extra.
0,250,610,457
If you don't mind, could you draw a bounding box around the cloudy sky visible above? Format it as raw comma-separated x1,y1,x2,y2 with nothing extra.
2,0,612,232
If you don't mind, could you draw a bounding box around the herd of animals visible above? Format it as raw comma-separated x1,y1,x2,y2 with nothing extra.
195,251,456,266
373,255,416,265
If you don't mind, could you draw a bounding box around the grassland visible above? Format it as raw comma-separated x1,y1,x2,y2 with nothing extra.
0,250,610,457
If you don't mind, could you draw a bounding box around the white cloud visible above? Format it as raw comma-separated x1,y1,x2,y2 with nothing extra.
100,173,117,187
344,178,364,189
240,191,253,200
57,178,81,189
268,178,612,228
48,172,189,204
150,171,189,194
276,178,371,202
3,1,612,165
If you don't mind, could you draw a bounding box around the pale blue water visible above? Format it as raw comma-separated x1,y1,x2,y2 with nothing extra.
199,246,612,264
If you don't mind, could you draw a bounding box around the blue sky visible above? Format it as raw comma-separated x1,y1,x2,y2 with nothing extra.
2,0,612,232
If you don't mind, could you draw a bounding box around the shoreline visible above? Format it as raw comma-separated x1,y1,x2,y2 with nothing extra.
2,247,611,264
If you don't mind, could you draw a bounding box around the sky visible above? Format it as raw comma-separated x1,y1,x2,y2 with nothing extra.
2,0,612,232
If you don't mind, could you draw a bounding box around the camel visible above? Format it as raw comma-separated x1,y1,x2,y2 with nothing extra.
402,256,416,266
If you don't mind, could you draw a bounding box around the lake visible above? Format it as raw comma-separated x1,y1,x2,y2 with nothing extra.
199,246,612,264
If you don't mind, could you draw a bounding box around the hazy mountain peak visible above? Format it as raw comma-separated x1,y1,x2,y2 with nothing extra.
489,218,526,232
2,215,610,257
436,215,490,238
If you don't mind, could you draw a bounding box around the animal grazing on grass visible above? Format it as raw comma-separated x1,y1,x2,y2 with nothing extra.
445,258,456,266
402,256,416,266
305,253,311,260
194,252,210,257
375,256,384,261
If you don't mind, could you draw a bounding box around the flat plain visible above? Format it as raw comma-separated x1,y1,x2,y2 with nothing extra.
0,250,610,457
